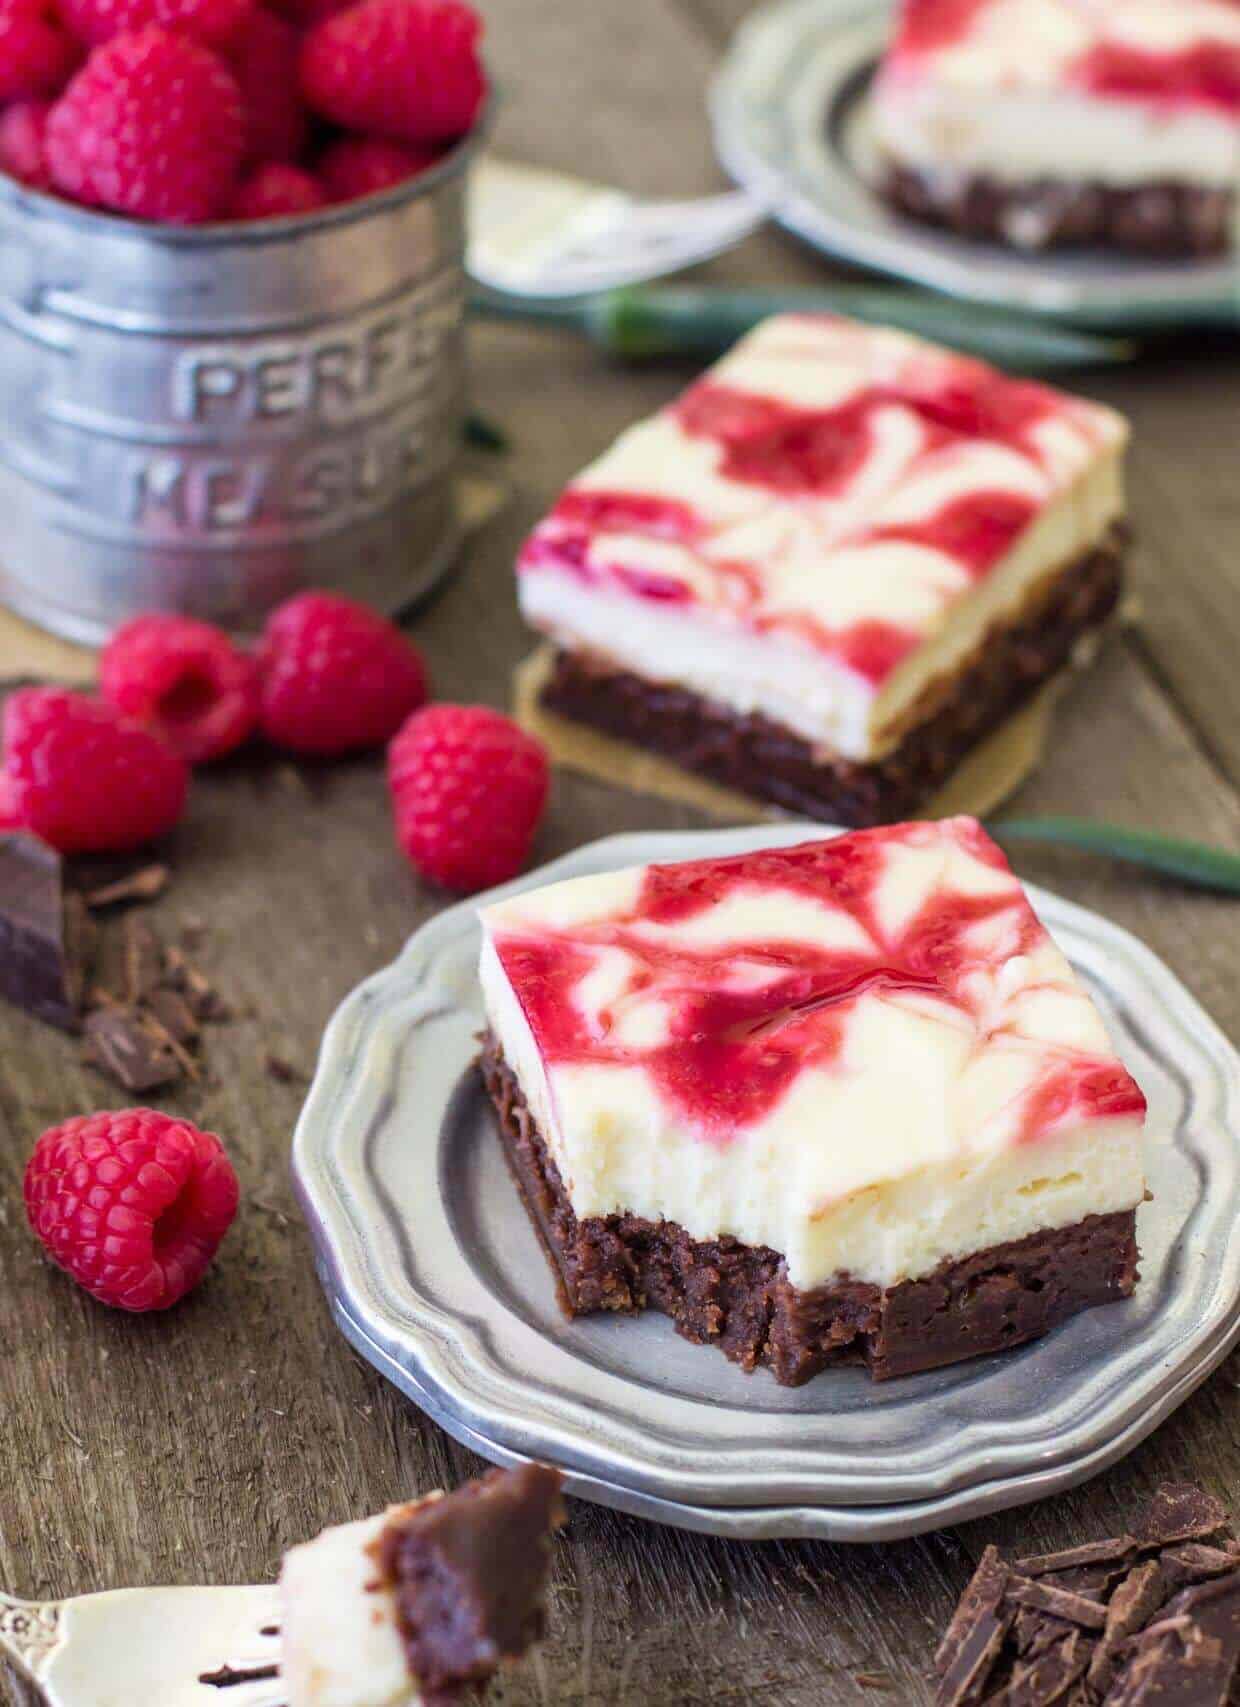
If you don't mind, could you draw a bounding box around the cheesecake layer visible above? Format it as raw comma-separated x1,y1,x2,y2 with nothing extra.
478,820,1147,1296
539,528,1122,827
872,0,1240,251
517,315,1127,765
482,1035,1139,1384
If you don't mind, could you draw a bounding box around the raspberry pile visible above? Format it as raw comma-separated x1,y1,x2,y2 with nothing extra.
3,588,547,888
0,0,485,222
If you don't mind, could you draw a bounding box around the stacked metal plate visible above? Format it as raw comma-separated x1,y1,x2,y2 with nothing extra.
709,0,1236,330
293,825,1240,1542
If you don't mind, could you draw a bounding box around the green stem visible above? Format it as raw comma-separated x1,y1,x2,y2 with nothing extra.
991,818,1240,895
470,285,1136,373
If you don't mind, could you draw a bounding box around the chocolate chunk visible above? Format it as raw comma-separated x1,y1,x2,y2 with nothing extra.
83,863,170,909
935,1547,1011,1706
1132,1485,1227,1549
1007,1579,1108,1631
85,1007,181,1091
376,1464,565,1696
980,1629,1091,1705
1012,1610,1075,1661
1016,1540,1138,1578
1087,1561,1165,1695
0,833,92,1031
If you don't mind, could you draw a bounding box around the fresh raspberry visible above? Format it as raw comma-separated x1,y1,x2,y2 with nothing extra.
0,775,22,830
99,613,260,762
300,0,485,145
258,591,429,756
387,704,549,894
3,687,189,853
225,6,305,163
0,99,53,187
46,30,245,223
0,0,81,103
58,0,253,49
318,135,436,203
228,161,325,218
24,1110,239,1312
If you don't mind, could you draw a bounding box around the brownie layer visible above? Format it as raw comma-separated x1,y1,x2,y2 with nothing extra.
481,1037,1139,1386
539,532,1123,828
377,1464,565,1705
882,165,1233,257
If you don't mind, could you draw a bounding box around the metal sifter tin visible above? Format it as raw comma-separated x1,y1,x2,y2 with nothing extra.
0,134,478,645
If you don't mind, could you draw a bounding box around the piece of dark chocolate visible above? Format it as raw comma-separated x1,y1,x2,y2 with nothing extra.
84,1007,182,1092
1132,1485,1227,1550
0,833,90,1031
935,1547,1011,1706
1159,1546,1240,1591
1016,1540,1138,1579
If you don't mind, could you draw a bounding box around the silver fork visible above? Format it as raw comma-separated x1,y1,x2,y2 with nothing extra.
467,156,766,298
0,1584,282,1707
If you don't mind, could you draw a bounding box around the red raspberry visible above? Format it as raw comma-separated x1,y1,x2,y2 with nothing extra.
0,0,81,103
0,99,53,187
58,0,253,49
0,775,22,830
228,161,325,218
258,591,429,756
387,704,549,894
99,613,260,762
319,136,436,203
25,1109,239,1312
46,29,245,223
3,687,189,853
225,6,305,163
300,0,485,145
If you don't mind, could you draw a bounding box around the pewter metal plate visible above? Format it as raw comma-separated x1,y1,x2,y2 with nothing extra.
710,0,1236,328
293,824,1240,1534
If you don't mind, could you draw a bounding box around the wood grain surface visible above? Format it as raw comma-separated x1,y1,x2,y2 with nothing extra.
2,3,1239,1703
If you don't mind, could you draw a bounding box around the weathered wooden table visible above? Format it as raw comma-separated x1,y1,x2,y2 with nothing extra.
3,3,1239,1701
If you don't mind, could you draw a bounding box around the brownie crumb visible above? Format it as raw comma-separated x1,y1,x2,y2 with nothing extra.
934,1484,1240,1706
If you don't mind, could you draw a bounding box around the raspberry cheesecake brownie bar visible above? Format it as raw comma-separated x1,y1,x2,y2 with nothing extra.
872,0,1240,255
280,1464,565,1707
518,315,1128,826
479,819,1146,1385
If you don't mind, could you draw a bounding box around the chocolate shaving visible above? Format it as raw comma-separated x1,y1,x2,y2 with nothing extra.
1006,1579,1108,1631
935,1546,1011,1706
1132,1484,1227,1549
85,1008,181,1091
122,916,165,1006
1159,1545,1240,1591
82,864,170,909
163,944,230,1021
